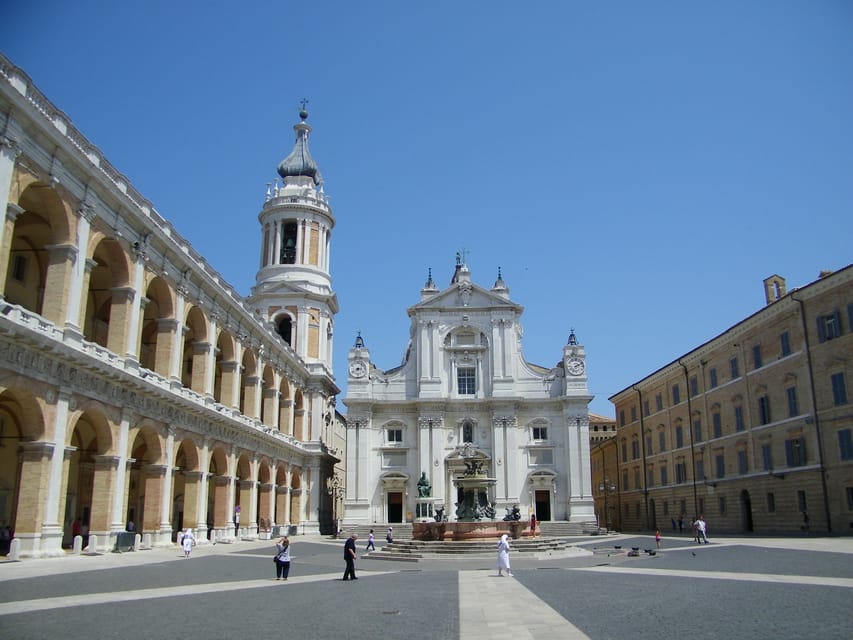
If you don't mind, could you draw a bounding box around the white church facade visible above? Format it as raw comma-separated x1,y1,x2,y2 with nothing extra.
343,260,595,527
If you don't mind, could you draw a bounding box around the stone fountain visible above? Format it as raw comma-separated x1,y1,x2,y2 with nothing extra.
413,445,526,541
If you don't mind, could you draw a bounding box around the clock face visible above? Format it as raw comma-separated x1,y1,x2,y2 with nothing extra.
567,357,585,376
349,361,367,378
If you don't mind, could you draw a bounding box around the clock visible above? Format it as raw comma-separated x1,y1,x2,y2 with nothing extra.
566,357,585,376
349,361,367,378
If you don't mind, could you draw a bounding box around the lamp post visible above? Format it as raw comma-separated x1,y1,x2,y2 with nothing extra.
598,478,617,531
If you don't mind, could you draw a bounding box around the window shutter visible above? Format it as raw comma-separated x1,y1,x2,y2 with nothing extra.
817,317,826,343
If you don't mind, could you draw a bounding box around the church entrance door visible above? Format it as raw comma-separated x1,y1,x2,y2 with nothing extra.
387,492,403,523
534,490,551,521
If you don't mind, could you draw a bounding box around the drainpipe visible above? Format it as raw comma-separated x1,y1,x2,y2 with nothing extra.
632,386,650,530
790,295,832,533
678,360,700,520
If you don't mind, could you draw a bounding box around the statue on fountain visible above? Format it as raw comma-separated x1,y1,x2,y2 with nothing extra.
503,504,521,521
464,459,485,477
417,471,432,497
434,506,445,522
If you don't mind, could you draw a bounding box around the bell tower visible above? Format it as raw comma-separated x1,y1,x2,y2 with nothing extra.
249,105,338,375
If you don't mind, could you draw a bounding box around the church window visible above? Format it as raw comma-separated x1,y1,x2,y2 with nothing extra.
462,421,474,443
532,426,548,441
387,428,403,443
457,367,476,395
280,223,298,264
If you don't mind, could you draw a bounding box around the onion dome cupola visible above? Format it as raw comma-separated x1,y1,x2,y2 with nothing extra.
249,103,338,374
277,105,323,187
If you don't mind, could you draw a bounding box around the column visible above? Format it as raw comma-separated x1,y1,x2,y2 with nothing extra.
203,313,219,398
272,220,281,265
159,428,176,539
17,442,55,557
248,455,260,533
124,251,147,365
283,468,293,525
169,293,186,388
63,206,94,335
0,136,22,258
43,244,77,326
109,408,132,533
40,389,72,552
296,306,310,358
0,202,23,291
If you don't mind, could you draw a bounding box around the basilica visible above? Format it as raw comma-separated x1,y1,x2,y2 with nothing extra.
343,260,595,527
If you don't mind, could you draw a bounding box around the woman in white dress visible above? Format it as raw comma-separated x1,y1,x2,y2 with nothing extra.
497,534,512,576
182,527,196,558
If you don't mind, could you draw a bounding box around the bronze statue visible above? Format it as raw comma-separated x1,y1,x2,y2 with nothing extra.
417,471,432,498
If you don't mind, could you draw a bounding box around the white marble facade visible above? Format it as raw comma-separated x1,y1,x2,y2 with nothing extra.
343,261,595,526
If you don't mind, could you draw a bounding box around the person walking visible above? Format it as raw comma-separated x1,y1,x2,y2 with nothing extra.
181,527,196,558
497,534,512,577
530,512,537,537
385,527,393,544
655,529,662,551
694,516,709,544
342,533,358,580
274,536,291,580
365,529,376,552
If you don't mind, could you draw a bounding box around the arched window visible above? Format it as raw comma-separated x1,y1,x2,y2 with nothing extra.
277,316,293,345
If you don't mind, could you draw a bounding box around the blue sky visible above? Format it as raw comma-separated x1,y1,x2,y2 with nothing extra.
5,1,853,416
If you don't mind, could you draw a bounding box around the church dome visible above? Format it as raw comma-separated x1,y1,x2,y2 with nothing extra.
277,106,323,186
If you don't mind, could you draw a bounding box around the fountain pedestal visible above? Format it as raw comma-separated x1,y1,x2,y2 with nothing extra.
414,520,526,541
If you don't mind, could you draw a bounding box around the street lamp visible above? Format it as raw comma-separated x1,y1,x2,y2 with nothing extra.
327,475,343,537
598,478,617,531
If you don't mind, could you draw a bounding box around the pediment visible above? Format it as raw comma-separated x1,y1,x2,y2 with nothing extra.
410,283,520,313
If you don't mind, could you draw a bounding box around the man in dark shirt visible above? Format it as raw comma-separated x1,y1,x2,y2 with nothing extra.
343,533,358,580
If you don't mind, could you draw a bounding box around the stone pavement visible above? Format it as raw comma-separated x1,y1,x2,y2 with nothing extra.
1,533,852,639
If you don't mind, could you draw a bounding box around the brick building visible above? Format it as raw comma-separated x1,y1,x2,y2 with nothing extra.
609,267,853,535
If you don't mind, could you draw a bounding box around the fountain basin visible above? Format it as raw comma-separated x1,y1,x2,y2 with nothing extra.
414,520,527,541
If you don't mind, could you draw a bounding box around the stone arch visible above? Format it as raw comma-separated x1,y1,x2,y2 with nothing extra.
275,463,289,526
273,309,295,347
65,407,115,543
213,329,237,405
257,458,273,531
206,445,230,537
171,437,201,538
260,365,276,427
127,423,166,534
235,453,253,530
139,275,175,375
293,389,305,440
239,347,259,418
0,386,47,541
3,181,74,322
181,305,209,393
82,236,132,353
